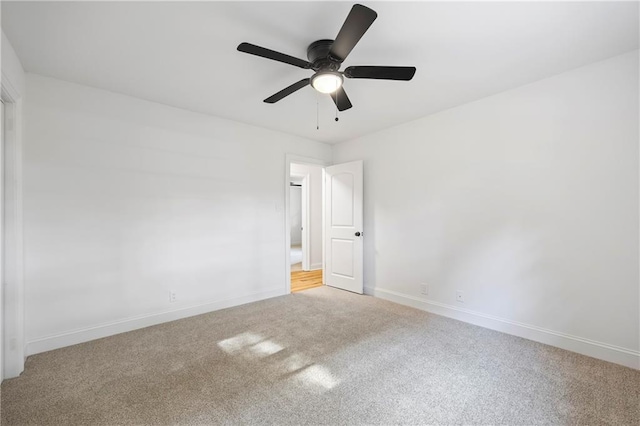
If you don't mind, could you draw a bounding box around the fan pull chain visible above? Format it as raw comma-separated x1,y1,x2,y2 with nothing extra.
316,92,320,130
334,82,339,122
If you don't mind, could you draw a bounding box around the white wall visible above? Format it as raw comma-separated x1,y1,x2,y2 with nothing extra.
333,50,640,368
290,186,302,245
15,49,640,369
291,163,323,270
23,74,331,354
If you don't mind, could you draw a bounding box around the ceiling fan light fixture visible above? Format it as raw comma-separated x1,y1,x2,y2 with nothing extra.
311,72,343,94
238,4,415,112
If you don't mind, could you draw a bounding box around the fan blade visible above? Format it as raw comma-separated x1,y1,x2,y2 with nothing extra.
238,42,311,69
329,87,353,111
264,79,310,103
344,66,416,81
329,4,377,62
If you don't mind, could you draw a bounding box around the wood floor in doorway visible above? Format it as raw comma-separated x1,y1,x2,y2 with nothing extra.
291,269,323,292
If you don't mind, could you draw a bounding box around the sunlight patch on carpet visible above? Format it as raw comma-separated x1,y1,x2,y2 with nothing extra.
217,332,263,354
293,364,340,391
251,340,284,357
218,332,284,358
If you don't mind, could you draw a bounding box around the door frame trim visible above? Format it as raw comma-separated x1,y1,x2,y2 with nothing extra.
284,155,330,294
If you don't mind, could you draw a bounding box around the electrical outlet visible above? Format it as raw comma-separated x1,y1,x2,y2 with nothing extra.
456,291,464,303
169,291,177,303
420,283,429,295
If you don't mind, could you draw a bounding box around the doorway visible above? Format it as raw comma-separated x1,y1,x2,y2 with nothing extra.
288,161,324,293
285,156,364,295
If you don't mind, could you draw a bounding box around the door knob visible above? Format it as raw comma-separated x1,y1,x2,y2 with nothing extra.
355,232,361,237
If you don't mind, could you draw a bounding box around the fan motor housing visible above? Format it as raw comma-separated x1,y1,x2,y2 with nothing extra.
307,39,341,71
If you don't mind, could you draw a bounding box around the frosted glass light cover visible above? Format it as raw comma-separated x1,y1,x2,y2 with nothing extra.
311,73,343,94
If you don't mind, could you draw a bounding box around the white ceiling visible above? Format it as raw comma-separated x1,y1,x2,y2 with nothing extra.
2,1,638,144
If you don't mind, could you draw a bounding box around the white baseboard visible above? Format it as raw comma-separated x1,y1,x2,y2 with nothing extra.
365,286,640,370
309,263,323,271
26,288,285,356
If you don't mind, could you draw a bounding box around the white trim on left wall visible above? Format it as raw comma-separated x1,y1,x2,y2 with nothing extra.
1,91,25,380
1,33,26,379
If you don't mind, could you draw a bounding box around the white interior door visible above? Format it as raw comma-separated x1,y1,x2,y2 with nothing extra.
324,160,363,294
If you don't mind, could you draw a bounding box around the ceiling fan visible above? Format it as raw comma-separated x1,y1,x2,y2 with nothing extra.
237,4,416,112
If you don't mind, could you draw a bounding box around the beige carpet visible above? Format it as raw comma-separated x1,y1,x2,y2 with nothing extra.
1,287,638,425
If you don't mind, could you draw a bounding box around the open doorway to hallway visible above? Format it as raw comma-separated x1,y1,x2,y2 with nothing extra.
289,162,324,293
